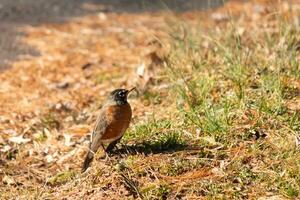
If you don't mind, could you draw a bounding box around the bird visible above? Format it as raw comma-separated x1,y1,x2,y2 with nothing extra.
82,87,136,172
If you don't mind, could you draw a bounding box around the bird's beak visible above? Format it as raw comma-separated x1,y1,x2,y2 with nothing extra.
126,87,137,96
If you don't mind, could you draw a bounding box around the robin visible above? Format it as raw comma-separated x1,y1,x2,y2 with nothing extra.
82,87,136,172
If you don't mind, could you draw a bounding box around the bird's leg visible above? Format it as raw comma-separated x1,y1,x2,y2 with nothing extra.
100,143,112,162
95,143,107,160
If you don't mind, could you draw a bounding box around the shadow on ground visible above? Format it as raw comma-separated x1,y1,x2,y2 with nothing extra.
110,141,201,156
0,0,226,71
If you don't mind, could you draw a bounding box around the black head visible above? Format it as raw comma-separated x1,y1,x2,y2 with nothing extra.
109,88,136,105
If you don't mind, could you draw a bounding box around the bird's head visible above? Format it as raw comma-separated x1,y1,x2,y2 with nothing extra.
109,87,136,105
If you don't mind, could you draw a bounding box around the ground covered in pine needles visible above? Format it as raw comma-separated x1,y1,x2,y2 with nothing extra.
0,1,300,199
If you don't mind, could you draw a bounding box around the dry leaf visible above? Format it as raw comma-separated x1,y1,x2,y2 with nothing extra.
0,145,12,152
136,62,145,78
63,134,75,147
211,12,229,22
45,155,55,163
2,175,15,185
9,135,31,144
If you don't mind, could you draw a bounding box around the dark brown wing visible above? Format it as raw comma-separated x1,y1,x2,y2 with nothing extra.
82,107,107,172
89,107,108,153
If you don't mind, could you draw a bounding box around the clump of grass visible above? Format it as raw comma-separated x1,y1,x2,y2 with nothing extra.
124,118,172,141
124,118,187,153
141,131,186,153
259,72,285,114
40,113,61,130
94,72,122,84
141,89,162,105
160,157,198,176
142,183,171,200
33,130,48,142
47,171,76,186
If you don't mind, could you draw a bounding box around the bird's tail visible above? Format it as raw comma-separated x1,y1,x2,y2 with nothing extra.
82,150,94,173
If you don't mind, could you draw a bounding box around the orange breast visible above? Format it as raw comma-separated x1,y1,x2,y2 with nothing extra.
101,103,132,140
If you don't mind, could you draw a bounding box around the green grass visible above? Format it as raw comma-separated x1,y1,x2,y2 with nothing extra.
47,171,76,186
141,89,162,105
133,14,300,198
123,118,187,154
114,14,300,198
